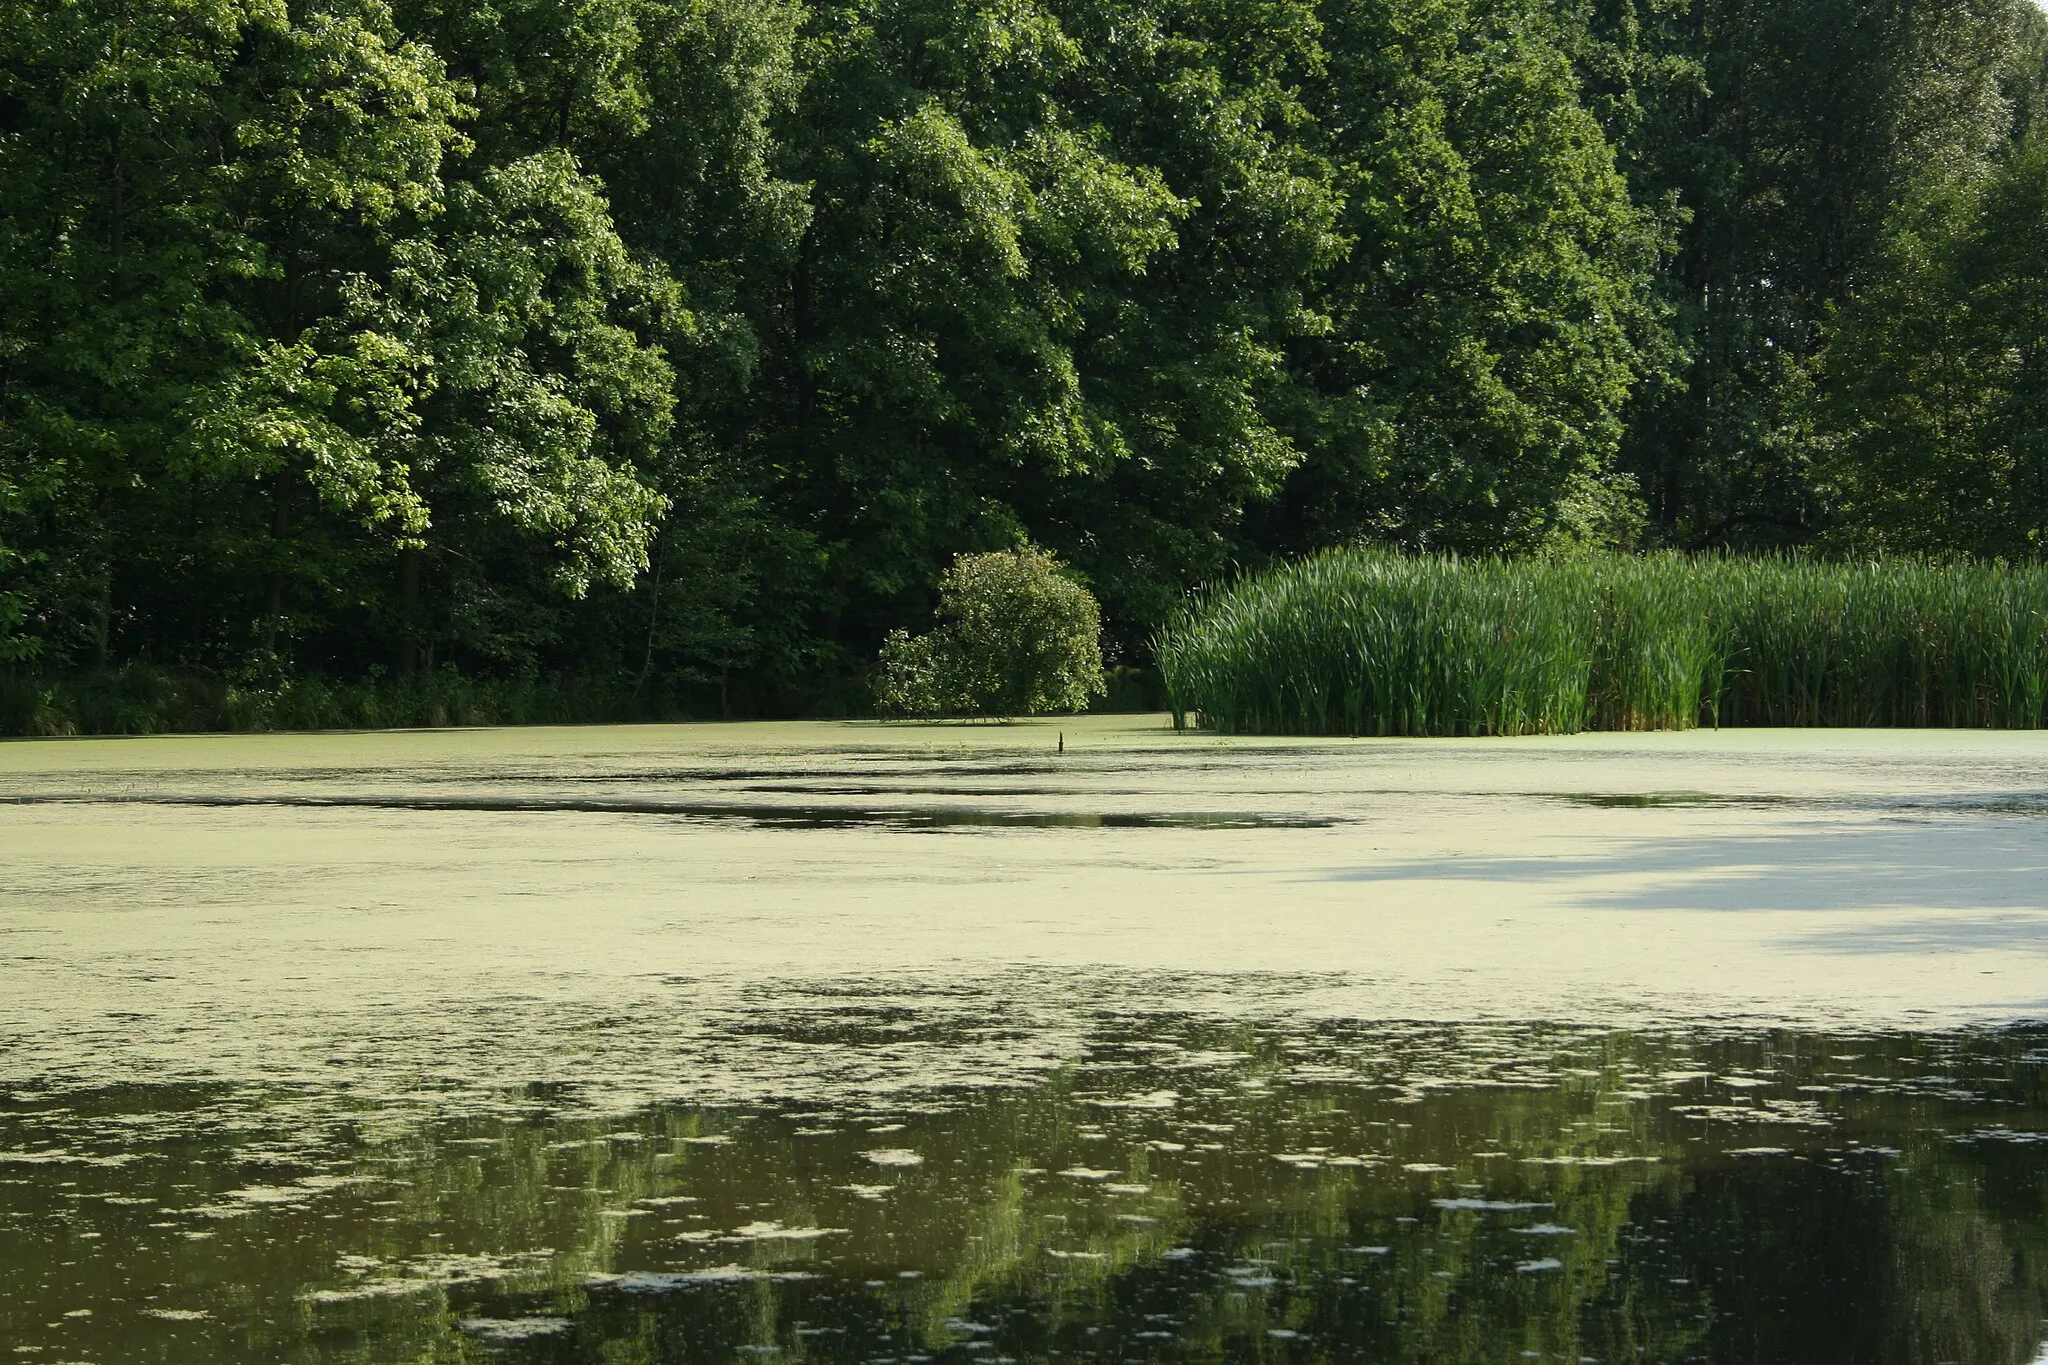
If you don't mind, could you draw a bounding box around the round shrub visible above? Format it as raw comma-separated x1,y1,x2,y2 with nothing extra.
875,549,1106,718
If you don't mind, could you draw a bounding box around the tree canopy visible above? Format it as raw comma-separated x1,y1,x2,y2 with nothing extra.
3,0,2046,716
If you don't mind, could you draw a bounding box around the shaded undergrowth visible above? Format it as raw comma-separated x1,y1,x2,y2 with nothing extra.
0,667,690,737
0,663,1169,737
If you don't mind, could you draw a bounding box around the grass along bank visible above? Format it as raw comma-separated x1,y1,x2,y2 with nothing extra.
1157,553,2048,736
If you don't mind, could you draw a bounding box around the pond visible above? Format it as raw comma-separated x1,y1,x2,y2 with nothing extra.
4,719,2048,1363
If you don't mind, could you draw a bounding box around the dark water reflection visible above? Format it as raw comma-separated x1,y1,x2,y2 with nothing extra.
0,791,1336,830
7,1018,2048,1364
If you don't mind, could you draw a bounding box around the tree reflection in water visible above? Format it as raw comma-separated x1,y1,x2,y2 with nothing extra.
4,1019,2046,1364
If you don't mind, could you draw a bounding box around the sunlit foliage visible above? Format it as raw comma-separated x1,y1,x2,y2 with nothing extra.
1160,552,2048,734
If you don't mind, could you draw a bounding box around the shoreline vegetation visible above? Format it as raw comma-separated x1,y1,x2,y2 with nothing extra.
1160,553,2048,737
0,663,1168,738
0,668,677,739
5,1,2046,724
22,552,2048,740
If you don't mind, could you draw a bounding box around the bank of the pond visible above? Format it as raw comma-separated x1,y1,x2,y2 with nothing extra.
0,665,696,737
1159,552,2048,736
0,663,1167,737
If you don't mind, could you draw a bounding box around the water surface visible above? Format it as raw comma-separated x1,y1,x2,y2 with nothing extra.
5,719,2048,1361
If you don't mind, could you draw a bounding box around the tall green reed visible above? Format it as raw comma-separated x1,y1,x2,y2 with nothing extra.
1158,552,2048,736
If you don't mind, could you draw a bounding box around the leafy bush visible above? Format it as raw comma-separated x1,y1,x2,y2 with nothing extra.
875,550,1106,718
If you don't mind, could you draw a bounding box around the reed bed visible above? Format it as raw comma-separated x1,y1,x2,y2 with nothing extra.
1157,553,2048,735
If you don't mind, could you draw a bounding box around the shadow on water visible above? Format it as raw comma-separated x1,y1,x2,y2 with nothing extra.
0,792,1338,830
7,1017,2048,1364
1553,789,2048,815
1555,791,1798,809
1318,820,2048,924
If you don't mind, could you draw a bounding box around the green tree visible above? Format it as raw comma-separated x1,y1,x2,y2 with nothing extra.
12,0,2048,724
0,0,453,664
741,0,1340,672
387,0,825,697
1613,0,2040,548
1032,0,1343,638
1819,131,2048,554
0,0,675,672
1266,0,1666,555
875,547,1106,717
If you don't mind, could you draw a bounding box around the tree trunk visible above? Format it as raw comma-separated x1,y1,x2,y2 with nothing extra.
397,547,422,676
260,486,290,657
91,569,112,670
634,540,665,699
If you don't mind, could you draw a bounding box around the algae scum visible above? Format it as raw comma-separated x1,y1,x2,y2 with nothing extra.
5,720,2048,1362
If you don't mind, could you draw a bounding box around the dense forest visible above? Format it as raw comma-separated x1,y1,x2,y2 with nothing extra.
3,0,2046,721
